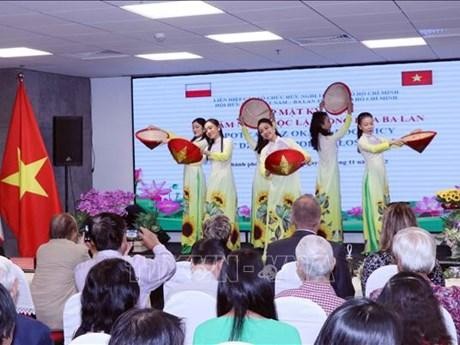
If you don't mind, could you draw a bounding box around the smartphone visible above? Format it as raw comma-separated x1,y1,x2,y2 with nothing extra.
126,228,139,241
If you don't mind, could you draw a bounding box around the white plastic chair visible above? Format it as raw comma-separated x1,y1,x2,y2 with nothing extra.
275,296,327,345
0,256,36,315
365,264,398,297
441,306,458,345
274,261,301,295
63,292,82,345
164,290,216,345
69,332,110,345
163,261,192,302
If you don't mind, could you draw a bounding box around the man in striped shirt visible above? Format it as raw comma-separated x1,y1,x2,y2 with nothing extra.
276,235,345,315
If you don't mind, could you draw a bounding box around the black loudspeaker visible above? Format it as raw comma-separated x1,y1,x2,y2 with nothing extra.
53,116,83,166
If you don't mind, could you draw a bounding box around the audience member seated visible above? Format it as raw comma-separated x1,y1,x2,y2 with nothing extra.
277,235,345,315
193,249,301,345
377,271,452,345
31,213,89,330
266,194,354,298
202,214,232,252
360,202,444,295
314,298,402,345
0,284,16,345
74,212,175,307
109,308,184,345
0,260,52,345
167,238,226,301
371,227,460,339
73,258,139,339
0,256,35,316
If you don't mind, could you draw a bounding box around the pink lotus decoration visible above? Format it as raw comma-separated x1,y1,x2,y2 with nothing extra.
414,196,443,217
347,206,362,218
238,205,251,218
138,180,171,202
134,168,142,184
157,198,181,215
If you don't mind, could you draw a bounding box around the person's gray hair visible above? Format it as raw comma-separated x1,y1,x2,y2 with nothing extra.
0,258,16,292
202,214,231,242
295,235,335,281
392,227,436,274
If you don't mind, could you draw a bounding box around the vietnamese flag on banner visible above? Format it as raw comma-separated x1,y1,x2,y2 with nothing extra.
0,75,62,257
401,70,433,86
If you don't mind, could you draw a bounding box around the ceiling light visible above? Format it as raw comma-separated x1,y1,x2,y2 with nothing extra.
121,1,223,19
0,47,52,58
362,37,426,48
206,31,283,43
136,52,203,61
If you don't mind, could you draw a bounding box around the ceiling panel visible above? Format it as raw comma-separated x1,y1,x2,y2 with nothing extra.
0,1,458,78
369,45,438,61
307,42,385,64
208,1,306,13
12,1,108,13
48,7,142,24
0,3,39,16
422,37,460,59
396,1,460,12
305,1,400,17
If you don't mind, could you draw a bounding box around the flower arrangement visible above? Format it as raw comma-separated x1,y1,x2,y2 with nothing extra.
413,196,443,217
75,189,135,229
436,186,460,210
439,209,460,258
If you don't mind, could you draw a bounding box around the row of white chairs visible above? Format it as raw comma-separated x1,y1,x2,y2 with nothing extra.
14,256,458,345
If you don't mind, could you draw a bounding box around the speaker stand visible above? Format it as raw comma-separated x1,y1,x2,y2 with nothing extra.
64,157,72,212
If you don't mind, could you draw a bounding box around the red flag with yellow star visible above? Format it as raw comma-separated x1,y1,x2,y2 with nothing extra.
0,76,62,256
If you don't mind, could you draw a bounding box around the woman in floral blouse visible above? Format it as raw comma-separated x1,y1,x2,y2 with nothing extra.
360,202,445,295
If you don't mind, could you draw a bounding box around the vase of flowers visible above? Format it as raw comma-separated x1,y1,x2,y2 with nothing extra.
440,209,460,258
75,189,135,229
436,187,460,210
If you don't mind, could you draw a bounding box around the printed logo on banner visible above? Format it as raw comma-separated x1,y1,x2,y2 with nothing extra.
401,70,433,86
185,83,212,98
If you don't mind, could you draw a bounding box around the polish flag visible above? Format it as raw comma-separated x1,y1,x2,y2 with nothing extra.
401,70,433,86
185,83,212,98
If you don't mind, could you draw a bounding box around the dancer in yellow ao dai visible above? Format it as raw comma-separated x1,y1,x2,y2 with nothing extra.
258,118,311,251
203,119,240,250
181,118,208,254
356,112,404,253
241,123,270,249
309,100,353,242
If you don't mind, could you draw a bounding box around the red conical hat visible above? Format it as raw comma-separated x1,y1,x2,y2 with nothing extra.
265,149,308,176
323,82,352,115
168,138,203,164
402,130,437,153
135,127,169,150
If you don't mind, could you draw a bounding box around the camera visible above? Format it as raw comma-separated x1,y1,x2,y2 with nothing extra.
79,225,92,242
126,228,139,241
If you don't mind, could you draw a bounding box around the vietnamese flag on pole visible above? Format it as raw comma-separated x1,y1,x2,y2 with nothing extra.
0,74,62,257
401,70,433,86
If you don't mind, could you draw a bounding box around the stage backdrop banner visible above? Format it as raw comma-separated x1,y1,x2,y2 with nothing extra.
132,61,459,212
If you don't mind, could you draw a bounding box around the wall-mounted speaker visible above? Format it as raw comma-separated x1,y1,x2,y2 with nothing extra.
53,116,83,166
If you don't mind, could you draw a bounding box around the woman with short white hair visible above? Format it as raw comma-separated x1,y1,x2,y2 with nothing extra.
380,227,460,340
277,235,345,315
392,226,436,274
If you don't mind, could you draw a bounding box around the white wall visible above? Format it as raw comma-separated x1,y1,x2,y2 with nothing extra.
91,77,133,191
